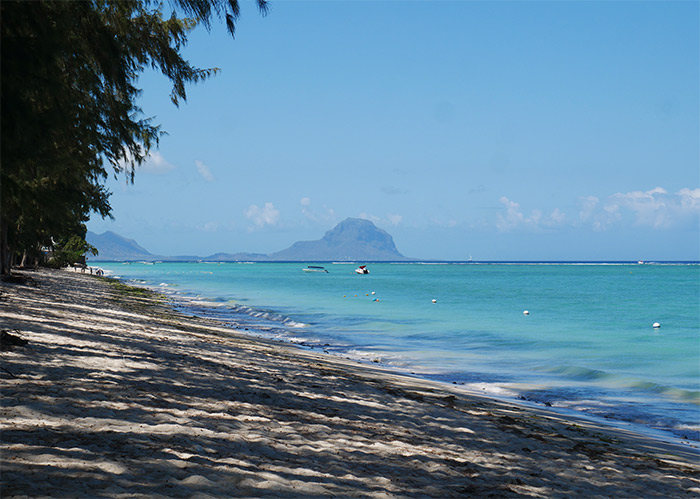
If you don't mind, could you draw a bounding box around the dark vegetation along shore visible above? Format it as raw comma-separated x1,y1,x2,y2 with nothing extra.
1,0,268,275
1,268,698,498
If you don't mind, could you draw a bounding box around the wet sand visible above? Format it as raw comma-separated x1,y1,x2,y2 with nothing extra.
1,268,698,498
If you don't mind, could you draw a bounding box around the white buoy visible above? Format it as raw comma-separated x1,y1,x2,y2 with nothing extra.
432,299,437,303
523,310,529,315
371,291,376,295
653,322,661,329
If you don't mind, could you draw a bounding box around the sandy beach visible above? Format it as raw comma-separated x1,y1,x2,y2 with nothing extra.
1,269,698,498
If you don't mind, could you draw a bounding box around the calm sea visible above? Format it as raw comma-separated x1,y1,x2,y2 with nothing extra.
93,261,700,443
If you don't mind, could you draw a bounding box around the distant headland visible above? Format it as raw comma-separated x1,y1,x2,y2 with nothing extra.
87,218,411,262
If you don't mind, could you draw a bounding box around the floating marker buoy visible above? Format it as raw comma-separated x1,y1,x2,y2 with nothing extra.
523,310,529,315
653,322,661,328
371,291,376,295
432,299,437,303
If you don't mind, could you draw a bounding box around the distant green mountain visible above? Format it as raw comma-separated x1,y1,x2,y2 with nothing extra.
88,218,409,262
87,231,153,260
269,218,408,261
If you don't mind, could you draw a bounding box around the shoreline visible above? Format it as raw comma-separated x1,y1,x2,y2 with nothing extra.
175,292,700,451
1,268,698,497
104,263,700,449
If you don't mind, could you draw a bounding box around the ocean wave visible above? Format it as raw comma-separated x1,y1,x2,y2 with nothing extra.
544,365,612,381
93,261,699,446
542,365,700,404
173,296,309,333
628,381,700,404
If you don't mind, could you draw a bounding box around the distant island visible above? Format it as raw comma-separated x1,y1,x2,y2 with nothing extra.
87,218,411,262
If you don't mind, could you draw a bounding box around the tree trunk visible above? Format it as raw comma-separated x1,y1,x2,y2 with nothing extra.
0,220,9,275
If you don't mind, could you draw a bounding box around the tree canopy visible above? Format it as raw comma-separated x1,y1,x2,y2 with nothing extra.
0,0,267,273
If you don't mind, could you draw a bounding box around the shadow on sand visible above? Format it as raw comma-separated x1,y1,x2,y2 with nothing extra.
1,270,698,498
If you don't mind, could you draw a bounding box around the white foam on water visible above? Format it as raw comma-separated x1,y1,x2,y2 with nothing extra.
90,260,700,444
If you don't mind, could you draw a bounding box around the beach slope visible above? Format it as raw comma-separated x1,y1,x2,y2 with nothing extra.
1,269,698,497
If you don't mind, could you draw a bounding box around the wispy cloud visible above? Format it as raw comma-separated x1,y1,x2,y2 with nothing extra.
195,160,214,182
582,187,700,230
387,214,403,226
608,187,698,228
578,196,600,223
358,213,382,225
496,197,566,231
199,221,218,232
300,197,336,223
678,187,700,210
358,213,403,227
117,145,175,175
245,202,280,228
137,151,175,175
499,187,700,233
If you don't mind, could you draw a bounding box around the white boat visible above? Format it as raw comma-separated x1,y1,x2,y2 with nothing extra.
355,265,370,274
303,266,328,273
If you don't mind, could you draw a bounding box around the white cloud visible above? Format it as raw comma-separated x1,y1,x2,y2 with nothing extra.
387,214,403,226
548,207,566,226
497,197,566,231
678,187,700,211
606,186,698,229
356,213,404,228
300,197,314,220
116,145,173,174
358,213,382,225
195,160,214,182
496,197,527,231
142,151,175,174
578,196,599,222
498,186,699,233
609,187,668,228
577,186,700,230
245,202,280,228
201,221,218,232
577,195,620,231
300,197,335,223
122,149,175,174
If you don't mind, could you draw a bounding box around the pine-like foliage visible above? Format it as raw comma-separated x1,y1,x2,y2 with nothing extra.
0,0,266,272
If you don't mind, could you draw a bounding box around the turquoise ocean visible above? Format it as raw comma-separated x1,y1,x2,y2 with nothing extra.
93,261,700,444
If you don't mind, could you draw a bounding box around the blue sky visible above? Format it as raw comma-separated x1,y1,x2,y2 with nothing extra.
88,0,700,260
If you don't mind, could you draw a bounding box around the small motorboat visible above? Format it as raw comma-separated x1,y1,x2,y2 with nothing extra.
355,265,370,274
303,265,328,273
